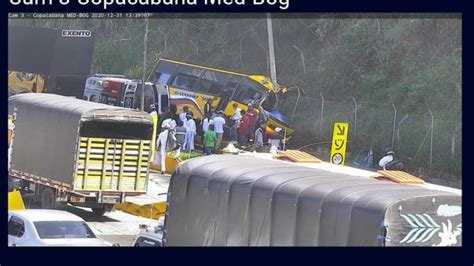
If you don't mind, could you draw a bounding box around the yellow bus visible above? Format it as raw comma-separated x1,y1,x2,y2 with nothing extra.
147,58,294,137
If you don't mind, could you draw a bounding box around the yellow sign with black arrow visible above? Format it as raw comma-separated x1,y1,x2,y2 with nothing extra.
330,122,349,165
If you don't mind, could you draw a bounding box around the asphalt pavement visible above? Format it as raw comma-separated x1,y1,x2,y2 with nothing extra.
58,171,171,246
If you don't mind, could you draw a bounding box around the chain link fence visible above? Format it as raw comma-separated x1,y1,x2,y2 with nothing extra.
279,92,461,182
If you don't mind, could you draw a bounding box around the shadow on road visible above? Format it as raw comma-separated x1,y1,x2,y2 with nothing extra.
22,200,118,222
64,205,119,222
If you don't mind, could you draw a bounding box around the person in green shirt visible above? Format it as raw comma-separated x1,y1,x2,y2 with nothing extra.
203,124,217,155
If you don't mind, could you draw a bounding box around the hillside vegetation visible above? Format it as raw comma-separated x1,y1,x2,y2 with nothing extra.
9,14,462,181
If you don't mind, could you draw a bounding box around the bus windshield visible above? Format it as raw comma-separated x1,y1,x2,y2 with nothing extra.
261,90,278,112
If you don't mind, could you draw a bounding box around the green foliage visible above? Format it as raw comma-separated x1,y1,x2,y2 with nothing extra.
8,15,461,179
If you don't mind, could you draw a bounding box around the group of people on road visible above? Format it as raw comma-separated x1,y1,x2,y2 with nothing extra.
152,100,287,173
231,102,261,147
199,103,227,155
154,104,196,174
201,100,264,151
230,102,285,152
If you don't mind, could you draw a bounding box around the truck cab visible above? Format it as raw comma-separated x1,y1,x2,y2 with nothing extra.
84,74,131,105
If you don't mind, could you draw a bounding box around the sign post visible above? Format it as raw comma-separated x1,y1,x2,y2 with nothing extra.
330,122,349,165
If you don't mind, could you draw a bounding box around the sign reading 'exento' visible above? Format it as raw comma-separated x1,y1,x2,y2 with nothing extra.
61,30,92,38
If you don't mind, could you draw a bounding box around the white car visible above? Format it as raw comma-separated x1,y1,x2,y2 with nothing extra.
8,209,112,247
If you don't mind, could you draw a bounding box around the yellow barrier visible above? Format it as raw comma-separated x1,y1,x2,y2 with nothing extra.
149,155,180,175
115,201,166,220
8,190,25,211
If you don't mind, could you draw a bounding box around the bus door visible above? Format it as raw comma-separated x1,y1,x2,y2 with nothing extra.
134,83,159,112
216,81,238,111
217,79,240,111
216,88,231,111
155,83,170,114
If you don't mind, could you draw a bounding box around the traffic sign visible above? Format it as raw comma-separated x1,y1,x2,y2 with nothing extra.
61,30,92,38
330,122,349,165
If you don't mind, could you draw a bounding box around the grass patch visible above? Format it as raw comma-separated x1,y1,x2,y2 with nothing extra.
168,150,202,161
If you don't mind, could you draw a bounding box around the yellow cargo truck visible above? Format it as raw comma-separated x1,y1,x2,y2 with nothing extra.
8,94,153,215
8,71,45,94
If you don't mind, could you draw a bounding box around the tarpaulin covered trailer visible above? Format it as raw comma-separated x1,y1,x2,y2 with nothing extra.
8,93,153,215
164,155,461,246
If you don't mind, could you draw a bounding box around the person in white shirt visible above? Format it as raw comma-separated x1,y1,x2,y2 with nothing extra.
162,117,177,131
179,106,189,124
378,150,395,170
210,108,218,120
183,112,196,151
254,123,265,152
230,103,242,142
212,110,226,150
157,123,171,174
268,127,284,151
201,114,212,133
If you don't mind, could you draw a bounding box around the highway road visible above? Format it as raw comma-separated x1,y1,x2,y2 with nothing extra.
26,171,170,247
88,171,170,246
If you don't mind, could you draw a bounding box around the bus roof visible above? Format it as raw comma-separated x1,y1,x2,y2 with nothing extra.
161,58,249,77
160,58,276,92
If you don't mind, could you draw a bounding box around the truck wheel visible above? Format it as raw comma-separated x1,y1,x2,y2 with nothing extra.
92,205,114,216
41,187,56,209
91,208,106,216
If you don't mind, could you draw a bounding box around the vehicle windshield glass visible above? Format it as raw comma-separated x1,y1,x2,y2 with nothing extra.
261,90,277,112
34,221,96,239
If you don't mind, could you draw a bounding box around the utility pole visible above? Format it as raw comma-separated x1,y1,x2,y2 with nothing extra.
266,13,278,86
140,18,149,111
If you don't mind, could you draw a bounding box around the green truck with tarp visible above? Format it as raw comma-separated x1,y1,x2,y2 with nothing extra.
163,155,462,246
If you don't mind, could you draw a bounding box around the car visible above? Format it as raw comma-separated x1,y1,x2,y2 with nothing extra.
131,217,164,247
8,209,113,247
